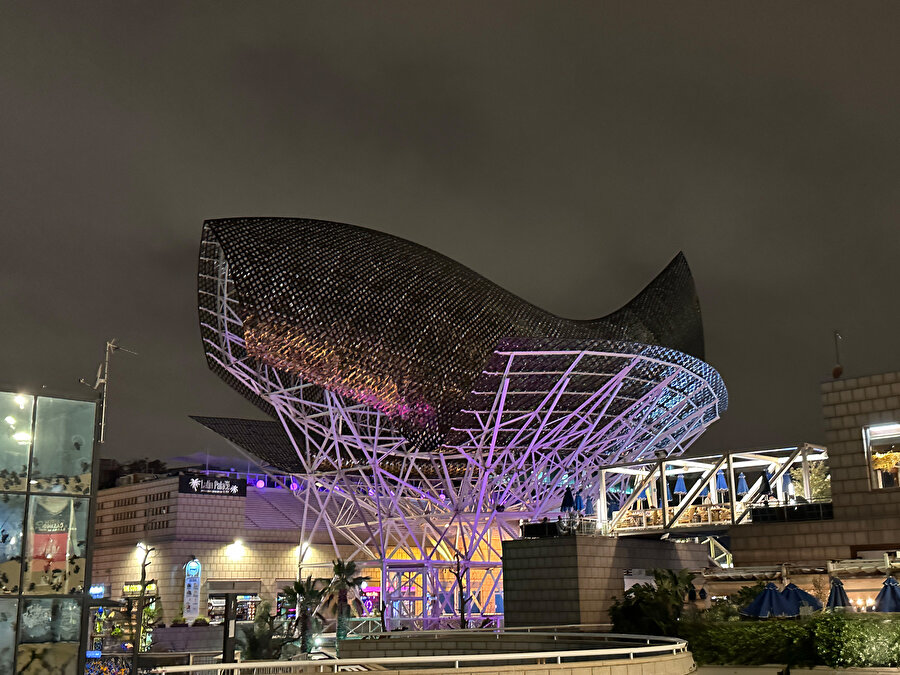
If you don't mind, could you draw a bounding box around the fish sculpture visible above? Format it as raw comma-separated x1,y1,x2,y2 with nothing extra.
200,217,706,450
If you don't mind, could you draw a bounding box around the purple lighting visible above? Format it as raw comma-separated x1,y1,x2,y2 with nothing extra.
255,479,265,489
290,481,299,491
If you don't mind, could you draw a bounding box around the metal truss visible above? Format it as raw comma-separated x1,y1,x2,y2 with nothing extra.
198,239,726,626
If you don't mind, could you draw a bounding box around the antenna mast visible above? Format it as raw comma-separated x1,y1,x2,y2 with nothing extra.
80,339,137,443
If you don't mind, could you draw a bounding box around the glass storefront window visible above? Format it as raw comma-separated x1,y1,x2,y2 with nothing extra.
31,398,94,495
0,598,16,662
17,598,81,674
19,598,81,643
0,393,34,493
23,496,88,595
0,494,26,594
864,422,900,489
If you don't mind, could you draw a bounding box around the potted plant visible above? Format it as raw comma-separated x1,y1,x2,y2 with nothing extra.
192,617,210,627
170,616,188,627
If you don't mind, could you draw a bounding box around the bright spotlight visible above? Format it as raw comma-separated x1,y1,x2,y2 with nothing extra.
255,479,265,489
226,540,244,560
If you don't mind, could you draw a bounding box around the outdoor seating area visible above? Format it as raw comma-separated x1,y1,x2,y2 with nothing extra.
598,443,830,535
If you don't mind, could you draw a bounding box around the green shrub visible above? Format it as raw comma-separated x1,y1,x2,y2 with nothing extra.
681,614,900,668
680,618,817,666
814,613,900,667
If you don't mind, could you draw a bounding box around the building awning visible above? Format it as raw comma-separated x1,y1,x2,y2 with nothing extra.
207,579,261,594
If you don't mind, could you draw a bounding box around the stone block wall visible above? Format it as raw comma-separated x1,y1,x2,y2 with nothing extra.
502,535,708,627
729,370,900,566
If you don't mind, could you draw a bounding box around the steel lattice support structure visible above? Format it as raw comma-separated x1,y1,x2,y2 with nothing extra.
195,217,728,627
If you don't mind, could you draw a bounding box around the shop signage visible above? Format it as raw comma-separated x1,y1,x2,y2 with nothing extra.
89,584,106,599
179,473,246,497
183,558,202,621
122,582,157,598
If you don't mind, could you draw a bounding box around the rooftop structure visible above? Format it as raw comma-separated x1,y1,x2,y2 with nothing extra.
195,217,727,625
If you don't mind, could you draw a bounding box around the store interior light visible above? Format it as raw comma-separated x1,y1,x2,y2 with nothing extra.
4,416,15,426
256,479,266,489
14,395,27,409
12,431,30,444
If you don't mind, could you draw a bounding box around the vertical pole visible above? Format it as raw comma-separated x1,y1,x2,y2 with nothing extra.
801,448,812,501
222,593,237,662
658,461,668,529
598,470,608,533
726,454,737,524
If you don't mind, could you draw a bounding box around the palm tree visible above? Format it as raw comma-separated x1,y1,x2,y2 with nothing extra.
282,576,326,654
323,559,369,642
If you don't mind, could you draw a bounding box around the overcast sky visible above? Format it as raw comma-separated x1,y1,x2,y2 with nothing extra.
1,2,898,463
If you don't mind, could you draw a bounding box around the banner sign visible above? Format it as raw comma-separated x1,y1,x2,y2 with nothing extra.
184,558,202,620
123,582,157,598
179,473,246,497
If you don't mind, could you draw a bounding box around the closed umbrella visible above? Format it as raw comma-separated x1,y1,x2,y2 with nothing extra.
741,582,795,618
715,470,727,493
826,577,854,611
574,491,584,511
699,485,709,497
584,495,594,516
674,475,687,496
561,486,575,512
874,577,900,612
760,471,773,496
737,472,749,496
783,472,795,497
782,583,823,612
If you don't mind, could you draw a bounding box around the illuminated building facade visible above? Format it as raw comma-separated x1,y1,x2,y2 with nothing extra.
0,388,98,674
195,217,728,626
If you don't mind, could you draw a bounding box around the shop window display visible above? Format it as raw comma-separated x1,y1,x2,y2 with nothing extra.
17,598,81,674
865,423,900,490
0,393,33,493
23,496,88,595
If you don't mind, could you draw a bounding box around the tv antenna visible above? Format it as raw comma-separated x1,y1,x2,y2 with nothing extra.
80,339,137,443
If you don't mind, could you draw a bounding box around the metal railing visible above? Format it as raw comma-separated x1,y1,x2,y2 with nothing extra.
148,628,686,673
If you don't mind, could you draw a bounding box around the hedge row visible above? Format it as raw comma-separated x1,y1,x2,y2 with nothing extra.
680,614,900,668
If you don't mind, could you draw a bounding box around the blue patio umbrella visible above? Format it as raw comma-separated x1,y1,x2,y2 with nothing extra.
874,577,900,612
782,583,823,612
737,472,749,496
783,472,794,495
574,491,584,511
699,485,709,497
760,471,773,496
561,486,575,511
826,577,854,611
741,583,795,618
715,470,728,492
673,475,687,495
584,495,595,516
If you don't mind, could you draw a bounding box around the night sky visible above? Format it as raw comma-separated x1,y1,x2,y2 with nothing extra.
1,2,898,463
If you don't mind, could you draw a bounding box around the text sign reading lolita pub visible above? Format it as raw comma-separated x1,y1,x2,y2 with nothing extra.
178,472,247,497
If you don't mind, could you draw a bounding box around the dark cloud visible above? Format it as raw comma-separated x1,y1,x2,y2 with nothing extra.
1,1,898,460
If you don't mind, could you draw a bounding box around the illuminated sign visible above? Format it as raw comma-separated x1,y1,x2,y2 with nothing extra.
185,559,201,577
179,473,246,497
122,582,157,598
89,584,106,599
184,559,201,620
86,650,102,659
